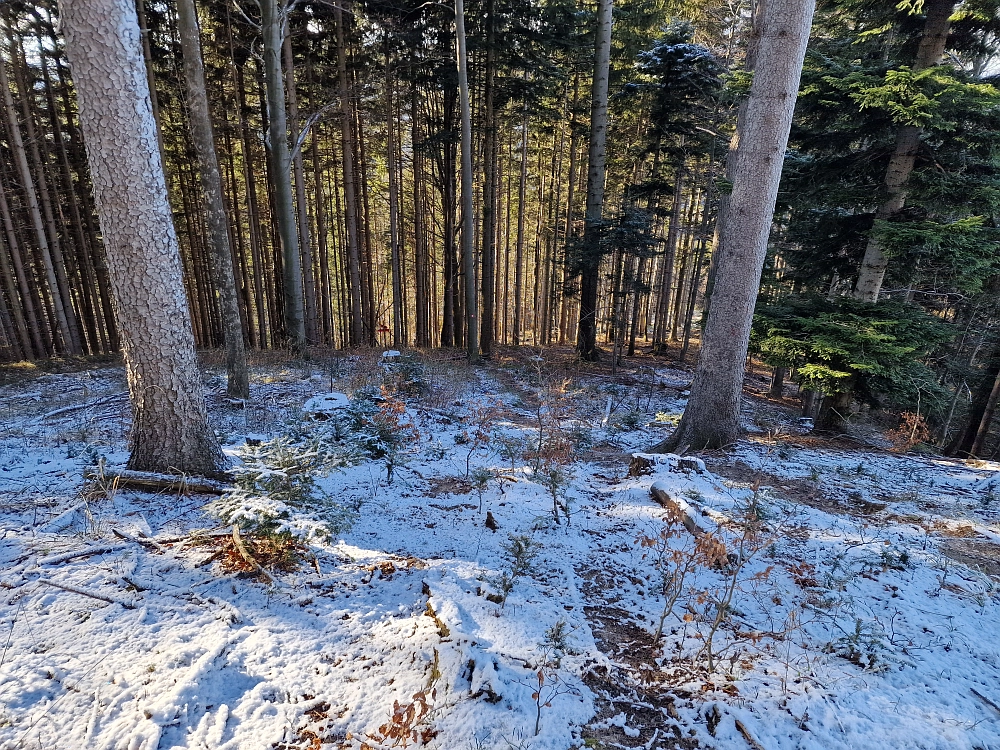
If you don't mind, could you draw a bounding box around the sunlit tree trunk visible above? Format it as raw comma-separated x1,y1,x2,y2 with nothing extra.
176,0,249,398
60,0,224,475
261,0,306,354
656,0,815,452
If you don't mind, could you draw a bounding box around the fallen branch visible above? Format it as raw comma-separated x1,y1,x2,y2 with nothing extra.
37,577,136,609
40,394,126,421
84,469,230,495
112,528,169,554
231,525,274,583
972,687,1000,716
37,543,128,566
735,719,766,750
36,502,88,533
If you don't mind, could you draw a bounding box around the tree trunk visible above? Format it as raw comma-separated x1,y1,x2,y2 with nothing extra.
970,365,1000,457
61,0,224,476
655,0,815,452
769,366,786,399
456,0,478,362
260,0,306,354
412,87,431,348
283,30,318,344
948,348,1000,457
386,41,404,349
852,0,955,301
513,116,528,346
576,0,613,361
336,6,364,347
176,0,250,398
0,46,80,355
479,0,497,358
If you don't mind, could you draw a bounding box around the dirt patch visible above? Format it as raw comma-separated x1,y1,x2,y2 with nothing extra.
577,566,703,749
928,521,982,538
425,476,474,497
939,539,1000,577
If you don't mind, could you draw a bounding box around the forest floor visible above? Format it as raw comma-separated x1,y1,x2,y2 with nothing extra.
1,346,999,750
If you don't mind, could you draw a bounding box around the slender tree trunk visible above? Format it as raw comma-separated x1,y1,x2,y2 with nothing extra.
386,41,404,349
412,88,429,347
176,0,250,397
479,0,497,358
260,0,306,354
61,0,224,475
282,30,318,343
652,166,684,352
576,0,613,361
0,173,47,356
853,0,955,301
232,52,269,347
455,0,478,361
656,0,815,452
336,7,364,347
0,46,80,355
513,117,528,346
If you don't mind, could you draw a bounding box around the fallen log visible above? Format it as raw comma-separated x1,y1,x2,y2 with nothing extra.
84,469,231,495
650,482,706,537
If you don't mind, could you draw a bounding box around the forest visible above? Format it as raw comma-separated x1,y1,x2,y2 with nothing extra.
1,0,1000,748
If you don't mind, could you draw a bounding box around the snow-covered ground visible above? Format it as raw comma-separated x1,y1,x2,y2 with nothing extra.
0,352,999,750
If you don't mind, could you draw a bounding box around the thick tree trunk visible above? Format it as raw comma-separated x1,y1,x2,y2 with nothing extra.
655,0,815,452
60,0,224,475
970,365,1000,457
853,0,954,301
576,0,613,361
260,0,306,354
176,0,249,398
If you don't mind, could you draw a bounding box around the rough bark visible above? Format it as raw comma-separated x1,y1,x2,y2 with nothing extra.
176,0,249,398
576,0,613,361
853,0,955,301
655,0,815,452
60,0,224,475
